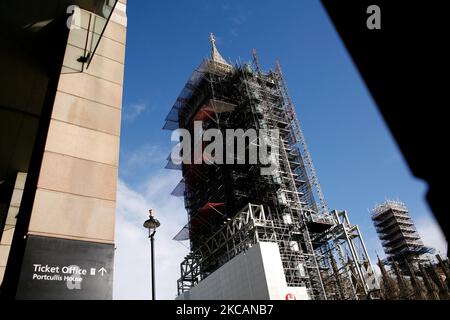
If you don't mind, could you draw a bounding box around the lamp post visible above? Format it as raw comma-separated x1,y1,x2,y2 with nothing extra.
143,209,160,300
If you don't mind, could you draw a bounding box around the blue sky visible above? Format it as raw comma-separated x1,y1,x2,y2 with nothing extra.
113,0,447,300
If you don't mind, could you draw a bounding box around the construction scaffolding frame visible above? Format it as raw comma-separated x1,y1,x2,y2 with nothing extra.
312,210,378,299
371,200,434,266
165,36,377,300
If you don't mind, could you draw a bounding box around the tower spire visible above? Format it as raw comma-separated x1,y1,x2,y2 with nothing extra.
209,32,232,67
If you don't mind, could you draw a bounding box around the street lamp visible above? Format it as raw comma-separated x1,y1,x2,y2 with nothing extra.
143,209,160,300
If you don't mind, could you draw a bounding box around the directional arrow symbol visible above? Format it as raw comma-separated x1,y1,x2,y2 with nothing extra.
98,267,107,276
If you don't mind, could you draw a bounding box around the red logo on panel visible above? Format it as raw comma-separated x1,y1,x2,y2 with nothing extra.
285,293,297,300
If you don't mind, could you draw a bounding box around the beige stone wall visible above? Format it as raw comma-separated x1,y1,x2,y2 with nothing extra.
27,3,127,245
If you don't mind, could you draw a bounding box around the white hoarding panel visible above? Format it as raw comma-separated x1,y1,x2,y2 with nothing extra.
177,242,309,300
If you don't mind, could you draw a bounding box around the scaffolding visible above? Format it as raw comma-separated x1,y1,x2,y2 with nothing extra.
369,200,450,299
371,200,434,266
311,210,378,299
165,34,377,300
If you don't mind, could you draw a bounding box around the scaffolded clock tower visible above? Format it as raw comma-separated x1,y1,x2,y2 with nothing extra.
164,34,377,300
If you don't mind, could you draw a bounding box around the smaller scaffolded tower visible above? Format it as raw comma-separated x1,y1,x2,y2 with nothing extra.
372,200,433,266
371,200,448,300
165,34,377,300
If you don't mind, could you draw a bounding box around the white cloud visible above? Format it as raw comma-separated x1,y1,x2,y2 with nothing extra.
221,3,230,11
113,171,189,300
415,215,448,256
123,144,167,169
220,4,247,38
231,11,246,26
123,103,147,122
